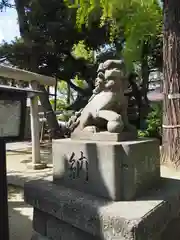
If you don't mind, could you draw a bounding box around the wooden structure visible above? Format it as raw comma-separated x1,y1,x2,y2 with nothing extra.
0,65,56,169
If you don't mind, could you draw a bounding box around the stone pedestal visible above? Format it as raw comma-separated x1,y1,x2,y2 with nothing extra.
25,137,180,240
53,138,160,201
25,178,180,240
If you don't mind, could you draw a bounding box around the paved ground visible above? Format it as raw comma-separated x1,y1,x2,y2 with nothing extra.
7,141,52,187
6,142,32,151
7,141,52,240
8,185,33,240
6,141,180,240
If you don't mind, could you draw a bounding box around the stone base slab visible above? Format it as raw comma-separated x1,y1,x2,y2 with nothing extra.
33,208,98,240
25,179,180,240
71,131,137,142
53,138,160,201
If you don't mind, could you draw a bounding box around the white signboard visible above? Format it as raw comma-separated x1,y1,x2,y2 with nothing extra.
0,100,21,137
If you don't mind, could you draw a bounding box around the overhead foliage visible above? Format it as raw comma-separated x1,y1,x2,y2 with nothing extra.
0,0,113,94
72,40,94,63
65,0,162,71
0,0,12,9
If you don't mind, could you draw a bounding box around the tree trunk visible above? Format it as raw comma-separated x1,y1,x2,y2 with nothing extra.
161,0,180,168
141,42,149,103
14,0,62,138
67,83,71,105
38,85,63,138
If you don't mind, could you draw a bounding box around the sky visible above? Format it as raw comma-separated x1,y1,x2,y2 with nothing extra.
0,6,20,43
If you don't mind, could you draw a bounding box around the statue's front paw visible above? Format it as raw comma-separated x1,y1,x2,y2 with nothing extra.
83,126,99,133
107,120,124,133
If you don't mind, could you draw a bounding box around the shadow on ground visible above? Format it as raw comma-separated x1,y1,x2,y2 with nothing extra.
8,185,33,240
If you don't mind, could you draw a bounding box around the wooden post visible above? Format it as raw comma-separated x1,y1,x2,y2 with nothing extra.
0,139,9,240
28,81,46,169
161,0,180,168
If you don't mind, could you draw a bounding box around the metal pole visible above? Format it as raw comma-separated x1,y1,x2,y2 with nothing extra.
0,138,9,240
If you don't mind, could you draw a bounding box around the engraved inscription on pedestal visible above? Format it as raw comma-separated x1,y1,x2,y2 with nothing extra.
68,151,89,182
53,138,160,201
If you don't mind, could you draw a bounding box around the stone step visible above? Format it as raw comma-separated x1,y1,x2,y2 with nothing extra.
24,178,180,240
33,209,97,240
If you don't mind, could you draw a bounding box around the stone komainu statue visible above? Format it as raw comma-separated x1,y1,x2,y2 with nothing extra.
67,59,137,136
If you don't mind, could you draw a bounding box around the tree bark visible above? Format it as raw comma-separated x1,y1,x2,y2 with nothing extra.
14,0,62,138
162,0,180,168
141,42,150,103
38,85,63,138
67,83,71,105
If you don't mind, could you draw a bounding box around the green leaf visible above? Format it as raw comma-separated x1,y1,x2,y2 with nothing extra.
67,0,162,71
